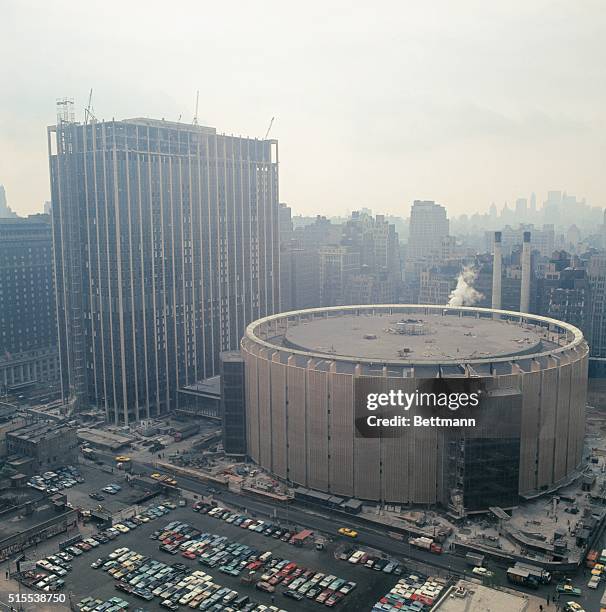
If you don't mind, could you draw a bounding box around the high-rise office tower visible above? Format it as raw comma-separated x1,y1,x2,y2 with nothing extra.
0,214,59,396
535,251,589,334
407,200,449,260
404,201,450,302
0,185,17,219
48,116,280,423
278,202,293,243
318,245,360,306
530,192,537,213
341,211,402,304
588,254,606,361
515,197,528,218
280,246,321,312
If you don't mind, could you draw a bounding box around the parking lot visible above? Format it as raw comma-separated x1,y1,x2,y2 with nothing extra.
15,461,450,611
61,505,398,611
63,463,150,513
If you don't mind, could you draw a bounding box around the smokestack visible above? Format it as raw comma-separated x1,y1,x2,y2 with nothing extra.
520,231,531,313
491,231,502,310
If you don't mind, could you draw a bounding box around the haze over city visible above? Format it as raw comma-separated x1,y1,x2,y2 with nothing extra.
5,3,606,611
1,0,605,218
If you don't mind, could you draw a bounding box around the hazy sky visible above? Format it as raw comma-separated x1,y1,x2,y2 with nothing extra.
1,0,605,218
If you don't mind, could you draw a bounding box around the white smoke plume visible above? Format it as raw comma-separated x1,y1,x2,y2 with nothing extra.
447,266,483,307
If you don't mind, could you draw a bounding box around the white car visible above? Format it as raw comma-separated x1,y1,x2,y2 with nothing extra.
588,575,601,589
84,538,99,547
472,566,494,578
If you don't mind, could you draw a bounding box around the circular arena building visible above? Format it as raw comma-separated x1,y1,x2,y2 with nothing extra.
241,306,588,513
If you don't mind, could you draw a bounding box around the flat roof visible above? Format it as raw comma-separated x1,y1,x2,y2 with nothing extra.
284,313,550,361
7,421,74,444
0,496,67,541
435,580,529,611
247,305,585,365
77,428,133,449
182,376,221,397
123,118,216,135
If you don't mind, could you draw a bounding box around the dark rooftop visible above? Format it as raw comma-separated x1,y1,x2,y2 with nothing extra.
7,421,74,444
182,376,221,398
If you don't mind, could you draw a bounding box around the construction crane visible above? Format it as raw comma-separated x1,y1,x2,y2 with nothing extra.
192,90,199,125
264,116,275,139
84,88,96,124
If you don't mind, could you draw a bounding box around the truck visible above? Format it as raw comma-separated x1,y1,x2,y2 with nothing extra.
514,562,551,585
587,549,599,568
465,552,485,568
81,447,96,460
408,536,442,554
172,423,200,442
506,567,539,589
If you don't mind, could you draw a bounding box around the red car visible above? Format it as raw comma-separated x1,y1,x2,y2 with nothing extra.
182,551,196,560
316,590,333,604
246,560,262,570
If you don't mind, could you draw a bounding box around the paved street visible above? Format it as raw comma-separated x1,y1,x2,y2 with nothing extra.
87,452,606,610
3,452,605,611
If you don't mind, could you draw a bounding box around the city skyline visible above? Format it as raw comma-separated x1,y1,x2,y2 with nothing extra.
1,5,606,608
1,1,605,218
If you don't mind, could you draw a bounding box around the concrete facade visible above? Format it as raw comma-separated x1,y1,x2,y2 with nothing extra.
0,215,59,396
242,305,589,511
6,421,78,473
49,118,280,423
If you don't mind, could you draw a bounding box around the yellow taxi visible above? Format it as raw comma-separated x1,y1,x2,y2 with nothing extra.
338,527,358,538
592,563,604,576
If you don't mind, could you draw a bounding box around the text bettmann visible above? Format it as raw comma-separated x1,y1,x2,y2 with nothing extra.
366,415,476,427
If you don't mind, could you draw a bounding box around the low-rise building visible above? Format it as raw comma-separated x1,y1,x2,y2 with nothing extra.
177,377,221,420
6,421,77,473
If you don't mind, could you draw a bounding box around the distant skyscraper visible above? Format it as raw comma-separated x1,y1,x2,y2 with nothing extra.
407,200,449,260
588,254,606,362
341,211,401,303
535,251,588,334
278,203,293,242
515,198,527,217
530,192,537,213
49,117,280,423
280,246,321,311
318,245,360,306
0,215,59,395
0,185,17,219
